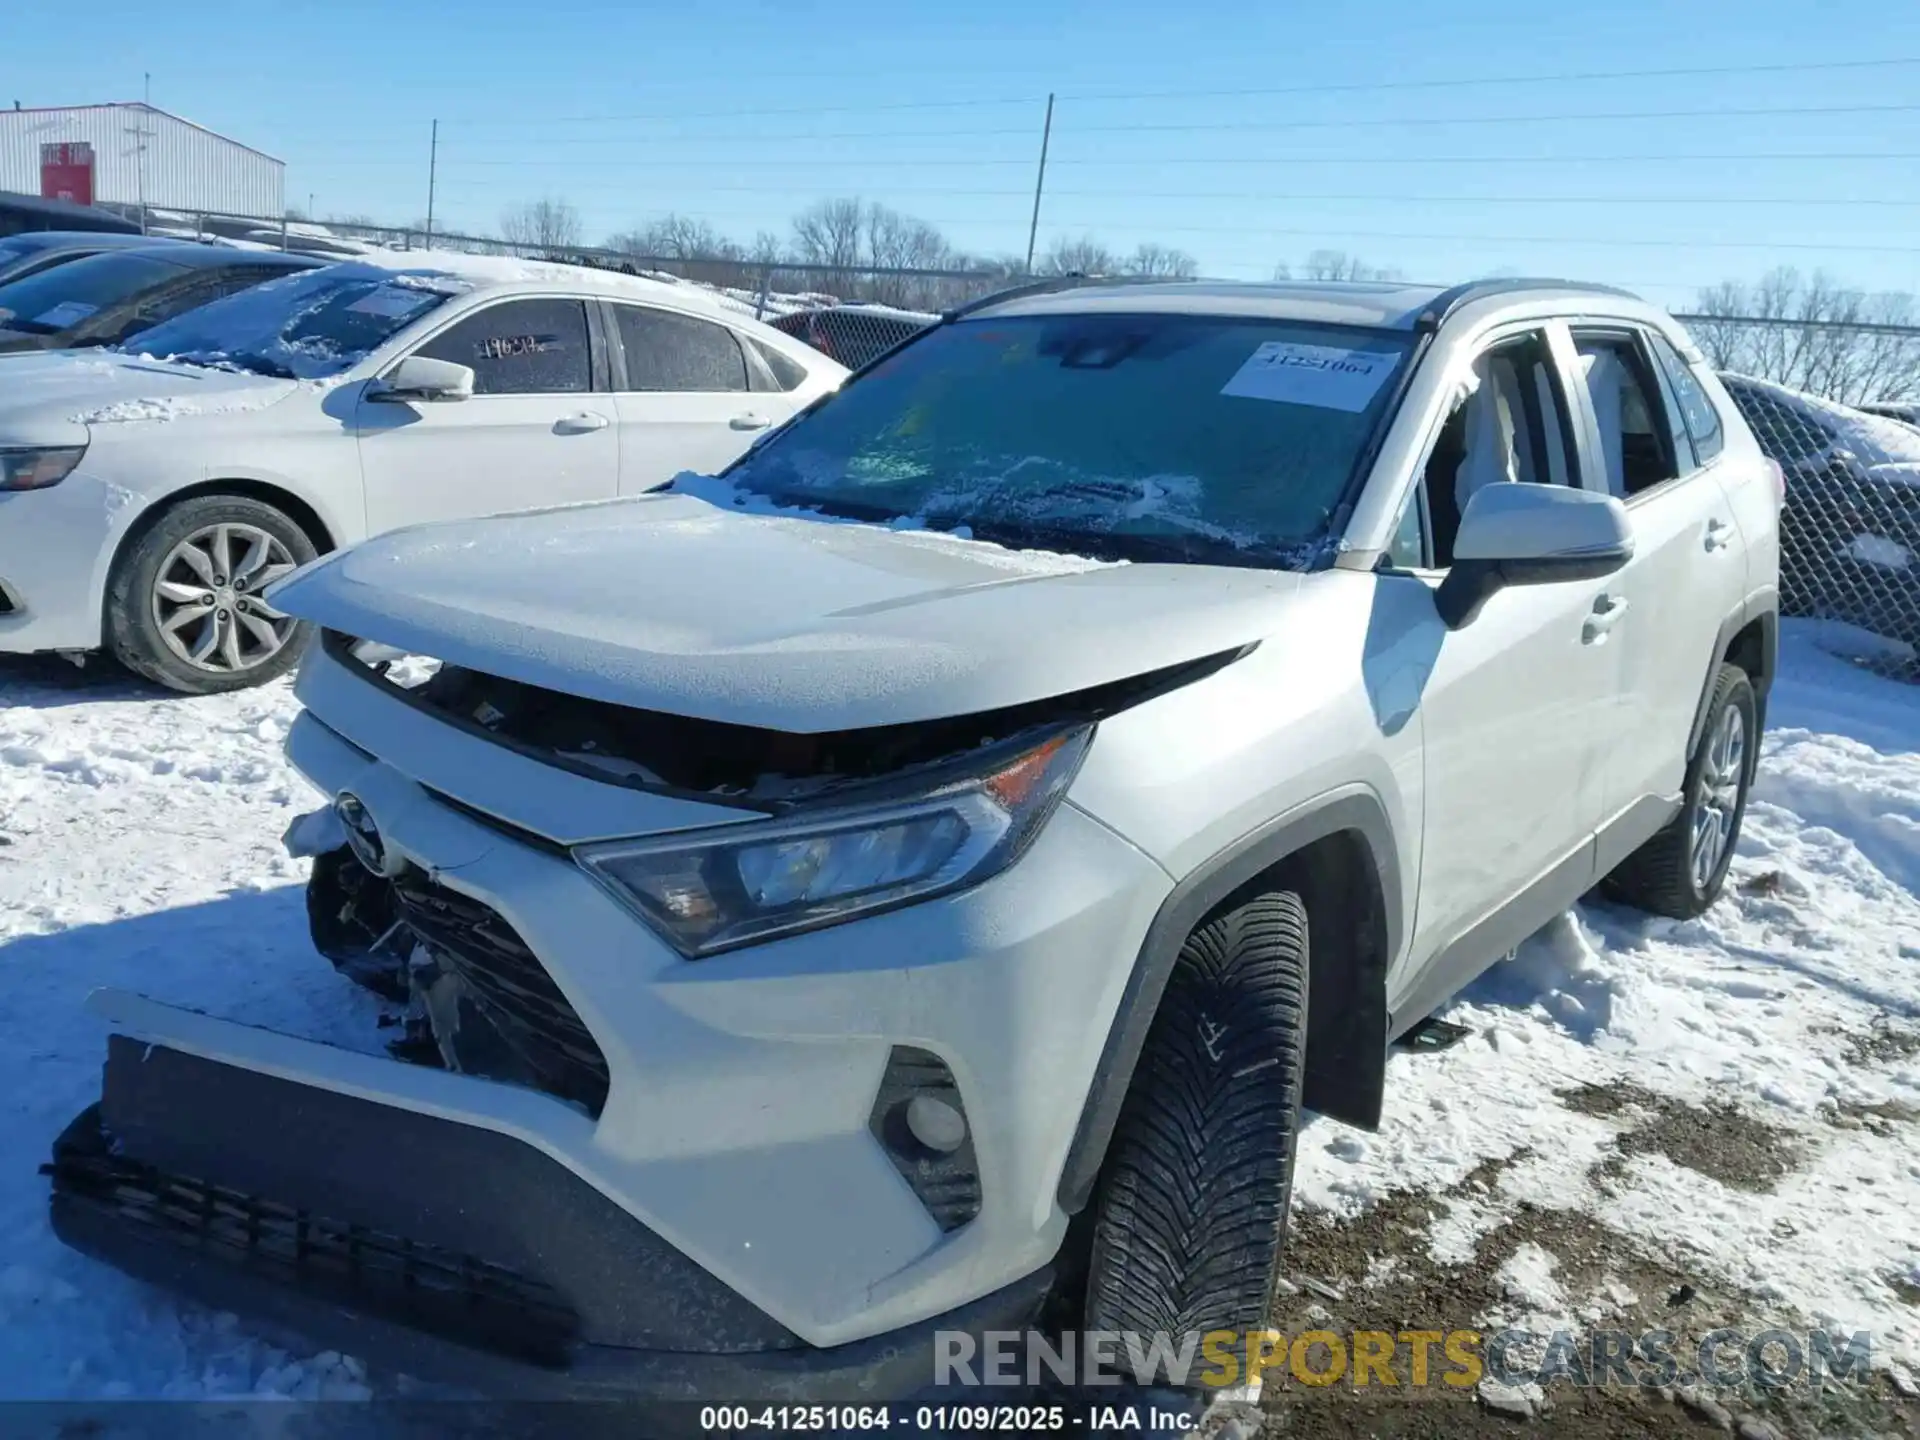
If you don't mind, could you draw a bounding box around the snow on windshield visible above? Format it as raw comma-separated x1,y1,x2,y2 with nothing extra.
722,312,1410,567
120,264,473,380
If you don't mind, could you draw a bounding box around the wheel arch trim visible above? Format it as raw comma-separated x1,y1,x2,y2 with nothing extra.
1055,785,1402,1214
1687,589,1778,761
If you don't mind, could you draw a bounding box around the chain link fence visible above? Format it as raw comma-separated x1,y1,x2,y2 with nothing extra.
130,207,976,368
1718,372,1920,681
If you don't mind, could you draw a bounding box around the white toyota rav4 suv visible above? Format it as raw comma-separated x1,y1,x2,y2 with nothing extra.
0,256,844,692
49,278,1779,1399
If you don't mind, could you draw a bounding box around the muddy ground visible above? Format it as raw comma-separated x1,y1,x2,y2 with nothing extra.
1215,1022,1920,1438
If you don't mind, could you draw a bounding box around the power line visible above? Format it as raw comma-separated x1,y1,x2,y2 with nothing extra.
383,150,1920,173
1054,55,1920,103
378,179,1920,207
446,95,1047,127
391,100,1920,152
429,55,1920,126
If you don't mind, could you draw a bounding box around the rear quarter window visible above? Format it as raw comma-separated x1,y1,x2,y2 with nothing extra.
1648,333,1725,463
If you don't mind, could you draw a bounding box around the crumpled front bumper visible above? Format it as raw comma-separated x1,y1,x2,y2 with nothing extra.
46,1035,1053,1400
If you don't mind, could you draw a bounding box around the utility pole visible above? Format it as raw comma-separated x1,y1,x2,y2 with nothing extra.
128,80,154,236
1024,93,1055,276
424,119,439,248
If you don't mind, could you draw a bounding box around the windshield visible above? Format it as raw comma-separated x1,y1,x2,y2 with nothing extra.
720,311,1413,566
0,252,183,335
120,263,467,379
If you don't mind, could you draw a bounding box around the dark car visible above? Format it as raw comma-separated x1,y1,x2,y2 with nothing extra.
1857,399,1920,429
0,190,141,238
0,244,322,355
1719,371,1920,651
0,230,166,290
767,304,936,370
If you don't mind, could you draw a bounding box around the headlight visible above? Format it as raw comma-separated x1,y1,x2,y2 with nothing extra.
0,444,87,492
575,726,1092,956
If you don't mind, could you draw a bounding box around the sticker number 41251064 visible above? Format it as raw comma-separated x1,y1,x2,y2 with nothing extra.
1220,341,1400,412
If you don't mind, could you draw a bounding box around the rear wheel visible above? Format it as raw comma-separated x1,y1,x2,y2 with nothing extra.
1081,889,1309,1380
1604,663,1757,919
107,495,316,694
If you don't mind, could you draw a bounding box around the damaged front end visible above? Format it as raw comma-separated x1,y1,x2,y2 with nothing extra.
285,630,1250,1102
47,617,1243,1394
326,629,1245,809
290,808,611,1117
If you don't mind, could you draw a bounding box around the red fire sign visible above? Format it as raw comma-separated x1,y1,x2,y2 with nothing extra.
40,142,97,206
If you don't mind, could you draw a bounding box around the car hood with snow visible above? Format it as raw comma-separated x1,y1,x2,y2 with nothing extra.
269,490,1306,732
0,349,294,445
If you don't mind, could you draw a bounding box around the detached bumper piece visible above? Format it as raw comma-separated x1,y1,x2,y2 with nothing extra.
47,1037,1052,1400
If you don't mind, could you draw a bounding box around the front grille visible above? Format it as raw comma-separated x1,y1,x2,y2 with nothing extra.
390,870,611,1117
47,1111,578,1366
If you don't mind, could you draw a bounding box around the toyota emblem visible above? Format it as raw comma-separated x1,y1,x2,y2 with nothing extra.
334,792,399,877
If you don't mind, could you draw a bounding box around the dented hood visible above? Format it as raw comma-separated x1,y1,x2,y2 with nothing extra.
271,493,1304,732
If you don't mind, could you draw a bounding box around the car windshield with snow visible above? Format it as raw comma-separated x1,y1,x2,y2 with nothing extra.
718,309,1416,567
41,277,1788,1403
119,263,468,379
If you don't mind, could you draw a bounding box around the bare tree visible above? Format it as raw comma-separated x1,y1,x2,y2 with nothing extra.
1040,235,1118,276
1290,249,1403,282
791,198,867,270
606,214,741,263
1689,268,1920,404
499,197,583,254
1124,242,1199,279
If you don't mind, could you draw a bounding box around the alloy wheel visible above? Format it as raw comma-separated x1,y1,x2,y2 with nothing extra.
150,522,301,675
1689,701,1747,892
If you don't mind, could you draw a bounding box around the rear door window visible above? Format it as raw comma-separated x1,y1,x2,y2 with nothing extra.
613,305,750,392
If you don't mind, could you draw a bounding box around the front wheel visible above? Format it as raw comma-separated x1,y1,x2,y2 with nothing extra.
1081,889,1310,1379
107,495,317,694
1604,663,1757,919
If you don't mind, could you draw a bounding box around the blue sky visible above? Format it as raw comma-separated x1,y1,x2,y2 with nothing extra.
6,0,1919,309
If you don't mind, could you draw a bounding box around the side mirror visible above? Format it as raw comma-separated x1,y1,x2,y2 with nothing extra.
369,355,474,404
1435,483,1633,629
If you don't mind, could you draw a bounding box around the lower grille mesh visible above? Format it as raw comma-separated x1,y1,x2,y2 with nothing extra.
48,1110,578,1366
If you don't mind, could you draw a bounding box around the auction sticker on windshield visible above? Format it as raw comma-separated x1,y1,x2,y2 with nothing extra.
1221,341,1398,412
347,287,439,318
33,300,99,330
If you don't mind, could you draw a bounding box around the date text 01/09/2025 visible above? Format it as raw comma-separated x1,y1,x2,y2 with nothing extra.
697,1402,1201,1432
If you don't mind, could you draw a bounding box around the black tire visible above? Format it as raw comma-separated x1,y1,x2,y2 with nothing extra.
1603,663,1757,919
107,494,318,694
1082,889,1309,1375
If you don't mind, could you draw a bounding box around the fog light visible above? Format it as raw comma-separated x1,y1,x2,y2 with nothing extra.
868,1046,981,1231
906,1095,966,1154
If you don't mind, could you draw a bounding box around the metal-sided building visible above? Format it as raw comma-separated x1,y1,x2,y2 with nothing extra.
0,103,284,220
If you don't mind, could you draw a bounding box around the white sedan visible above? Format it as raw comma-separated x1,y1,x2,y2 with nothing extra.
0,255,847,692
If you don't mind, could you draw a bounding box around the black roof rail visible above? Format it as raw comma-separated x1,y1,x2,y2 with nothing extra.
941,271,1170,323
1414,277,1642,331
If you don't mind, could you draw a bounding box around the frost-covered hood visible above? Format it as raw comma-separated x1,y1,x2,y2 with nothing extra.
0,350,294,446
271,492,1306,731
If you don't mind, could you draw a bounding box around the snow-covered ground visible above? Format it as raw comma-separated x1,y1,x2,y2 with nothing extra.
0,624,1914,1404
